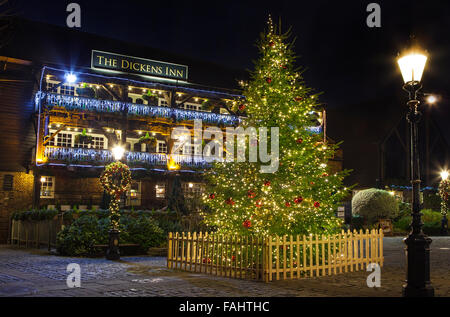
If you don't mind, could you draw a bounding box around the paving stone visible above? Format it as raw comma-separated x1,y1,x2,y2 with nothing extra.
0,238,449,297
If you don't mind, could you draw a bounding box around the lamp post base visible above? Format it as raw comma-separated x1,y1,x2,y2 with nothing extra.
402,233,434,297
441,215,448,236
106,229,120,260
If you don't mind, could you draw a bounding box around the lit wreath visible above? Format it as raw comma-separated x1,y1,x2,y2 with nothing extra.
100,161,132,199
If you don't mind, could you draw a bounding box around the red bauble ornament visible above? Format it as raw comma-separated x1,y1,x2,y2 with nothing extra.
322,173,328,177
209,193,215,199
294,196,303,204
285,202,291,207
296,138,303,144
310,181,315,185
266,77,272,84
295,97,303,102
243,220,252,229
264,181,271,187
314,202,320,208
247,190,256,199
239,104,246,111
269,41,275,47
225,198,235,205
255,200,262,208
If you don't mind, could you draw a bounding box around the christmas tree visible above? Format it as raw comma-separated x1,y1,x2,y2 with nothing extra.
202,17,351,236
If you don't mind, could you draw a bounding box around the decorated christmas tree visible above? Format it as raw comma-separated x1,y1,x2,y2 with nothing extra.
202,18,351,236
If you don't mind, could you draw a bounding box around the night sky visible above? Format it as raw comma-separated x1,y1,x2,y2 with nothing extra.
14,1,450,108
16,1,450,109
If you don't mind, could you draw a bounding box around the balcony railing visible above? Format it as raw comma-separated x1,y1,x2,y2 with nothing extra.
44,147,209,168
36,92,240,126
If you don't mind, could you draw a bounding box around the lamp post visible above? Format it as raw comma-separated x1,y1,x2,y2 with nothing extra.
106,145,126,260
397,45,434,297
439,170,449,236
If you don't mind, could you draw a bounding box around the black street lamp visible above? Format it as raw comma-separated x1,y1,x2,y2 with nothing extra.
397,45,434,297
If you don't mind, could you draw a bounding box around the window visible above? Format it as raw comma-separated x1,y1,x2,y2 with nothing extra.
46,82,57,91
183,144,201,156
126,181,141,206
182,182,204,198
60,84,75,96
46,80,76,96
91,137,105,149
3,175,13,191
74,139,89,149
157,141,167,154
158,98,169,107
56,133,73,148
155,183,166,198
180,102,202,111
44,135,55,146
40,176,55,198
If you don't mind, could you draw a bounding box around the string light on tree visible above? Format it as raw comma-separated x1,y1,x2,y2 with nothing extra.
202,17,350,236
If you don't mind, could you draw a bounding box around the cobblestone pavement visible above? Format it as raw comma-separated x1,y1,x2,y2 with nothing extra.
0,237,449,297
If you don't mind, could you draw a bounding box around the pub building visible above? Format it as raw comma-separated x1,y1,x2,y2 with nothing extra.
0,19,334,243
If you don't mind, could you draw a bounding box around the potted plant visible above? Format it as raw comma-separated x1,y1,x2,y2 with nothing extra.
74,128,93,145
139,132,157,151
142,90,158,104
76,83,96,98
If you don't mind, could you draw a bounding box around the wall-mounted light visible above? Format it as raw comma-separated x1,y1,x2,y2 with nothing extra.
65,72,78,84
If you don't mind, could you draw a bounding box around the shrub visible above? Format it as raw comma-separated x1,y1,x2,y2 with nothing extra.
12,209,58,221
352,189,399,225
56,215,108,256
393,215,412,232
393,209,448,235
56,214,165,256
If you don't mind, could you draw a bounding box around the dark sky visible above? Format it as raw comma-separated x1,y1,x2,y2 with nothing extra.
16,0,450,112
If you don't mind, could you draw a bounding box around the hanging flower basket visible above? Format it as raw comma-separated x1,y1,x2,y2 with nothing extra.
139,132,157,148
142,91,158,104
76,84,96,98
74,129,93,145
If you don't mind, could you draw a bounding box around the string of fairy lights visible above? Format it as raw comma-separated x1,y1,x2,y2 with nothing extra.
36,92,240,126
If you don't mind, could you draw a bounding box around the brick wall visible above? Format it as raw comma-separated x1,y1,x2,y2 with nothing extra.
0,172,34,243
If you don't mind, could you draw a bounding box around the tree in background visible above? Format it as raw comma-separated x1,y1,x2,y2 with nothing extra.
202,17,350,236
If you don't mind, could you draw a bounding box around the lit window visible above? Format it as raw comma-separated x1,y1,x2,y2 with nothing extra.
40,176,55,198
56,133,73,148
180,102,202,111
155,183,166,198
127,181,141,206
182,182,204,198
91,137,105,149
157,141,167,154
183,144,202,156
60,84,75,96
158,98,169,107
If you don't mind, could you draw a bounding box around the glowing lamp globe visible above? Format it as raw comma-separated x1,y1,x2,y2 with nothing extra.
441,170,449,181
397,51,428,85
112,145,125,161
65,72,78,84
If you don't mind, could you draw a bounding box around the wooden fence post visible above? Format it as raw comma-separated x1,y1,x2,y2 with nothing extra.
167,232,173,269
380,229,384,267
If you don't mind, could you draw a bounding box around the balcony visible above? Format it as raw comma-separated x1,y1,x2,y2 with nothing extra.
43,146,209,168
36,92,241,126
